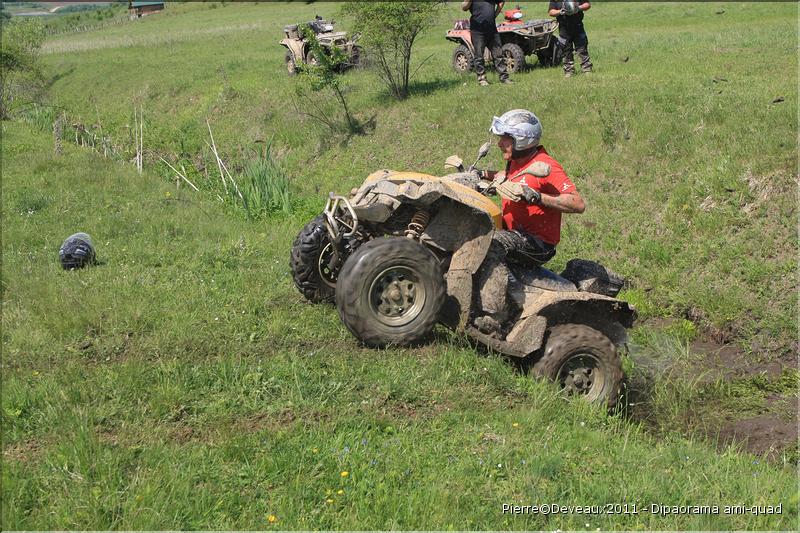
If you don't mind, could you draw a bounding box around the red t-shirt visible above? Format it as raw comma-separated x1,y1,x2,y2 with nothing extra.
501,146,576,245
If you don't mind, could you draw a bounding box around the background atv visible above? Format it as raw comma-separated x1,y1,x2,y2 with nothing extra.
290,145,636,408
280,17,362,76
446,7,562,74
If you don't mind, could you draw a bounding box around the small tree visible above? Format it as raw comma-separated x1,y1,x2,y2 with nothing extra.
293,24,362,135
340,1,441,100
0,18,45,120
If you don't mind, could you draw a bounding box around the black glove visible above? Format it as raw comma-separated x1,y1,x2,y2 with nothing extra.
521,185,541,205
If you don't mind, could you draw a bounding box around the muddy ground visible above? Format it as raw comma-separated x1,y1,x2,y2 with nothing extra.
626,319,798,463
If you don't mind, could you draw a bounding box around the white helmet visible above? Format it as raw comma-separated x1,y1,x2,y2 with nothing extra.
562,1,581,16
489,109,542,151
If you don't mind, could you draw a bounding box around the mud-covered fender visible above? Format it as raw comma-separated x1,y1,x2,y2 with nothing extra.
280,39,306,63
535,295,637,348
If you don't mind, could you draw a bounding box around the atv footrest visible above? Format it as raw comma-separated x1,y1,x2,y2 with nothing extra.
466,326,528,358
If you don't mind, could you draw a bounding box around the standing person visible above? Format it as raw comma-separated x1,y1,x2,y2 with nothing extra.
474,109,585,335
461,0,512,86
548,1,593,77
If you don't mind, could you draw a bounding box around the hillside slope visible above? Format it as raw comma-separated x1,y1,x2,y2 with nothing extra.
2,120,797,530
2,1,798,529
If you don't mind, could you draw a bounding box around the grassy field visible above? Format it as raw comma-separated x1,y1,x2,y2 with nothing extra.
2,1,798,529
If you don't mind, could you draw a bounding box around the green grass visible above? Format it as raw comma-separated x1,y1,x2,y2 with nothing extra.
34,1,798,353
2,1,798,529
1,110,796,533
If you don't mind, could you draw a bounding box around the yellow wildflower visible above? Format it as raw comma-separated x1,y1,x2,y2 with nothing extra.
326,498,334,504
267,514,278,524
512,422,520,428
337,489,344,495
340,471,349,477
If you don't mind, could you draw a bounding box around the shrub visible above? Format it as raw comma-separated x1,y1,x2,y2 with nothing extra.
340,1,442,100
293,24,363,135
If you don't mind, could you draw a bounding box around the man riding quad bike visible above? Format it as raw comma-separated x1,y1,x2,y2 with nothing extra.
290,110,635,408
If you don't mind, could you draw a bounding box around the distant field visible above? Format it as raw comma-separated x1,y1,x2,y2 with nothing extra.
2,1,798,529
5,2,112,15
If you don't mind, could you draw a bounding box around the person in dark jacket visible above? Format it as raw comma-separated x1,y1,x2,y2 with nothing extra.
548,1,593,77
462,0,512,86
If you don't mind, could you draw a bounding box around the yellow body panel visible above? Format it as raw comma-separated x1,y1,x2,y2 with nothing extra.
363,170,503,228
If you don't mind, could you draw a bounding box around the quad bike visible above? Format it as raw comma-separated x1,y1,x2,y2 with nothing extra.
446,6,562,73
290,144,636,408
280,16,362,76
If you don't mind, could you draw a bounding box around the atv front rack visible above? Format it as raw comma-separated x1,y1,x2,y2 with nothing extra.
323,193,359,240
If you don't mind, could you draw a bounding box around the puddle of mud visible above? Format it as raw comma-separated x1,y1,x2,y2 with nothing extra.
622,323,798,462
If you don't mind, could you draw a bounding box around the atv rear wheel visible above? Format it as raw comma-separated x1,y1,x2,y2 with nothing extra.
290,215,338,303
336,237,445,347
501,43,526,73
350,45,365,68
537,39,563,67
285,50,297,76
531,324,623,409
306,49,320,67
452,44,474,73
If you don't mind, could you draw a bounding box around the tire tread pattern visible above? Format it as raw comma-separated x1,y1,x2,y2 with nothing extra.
531,324,623,408
290,215,335,303
336,237,444,347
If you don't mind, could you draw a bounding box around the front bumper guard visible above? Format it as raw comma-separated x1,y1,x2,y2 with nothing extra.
323,193,359,241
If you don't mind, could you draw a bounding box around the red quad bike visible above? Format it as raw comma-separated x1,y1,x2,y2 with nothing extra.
446,5,562,74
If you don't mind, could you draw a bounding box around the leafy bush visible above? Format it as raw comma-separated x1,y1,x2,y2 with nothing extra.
293,24,364,136
340,1,442,100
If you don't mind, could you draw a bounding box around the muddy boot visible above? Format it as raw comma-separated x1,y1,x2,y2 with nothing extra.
501,77,514,84
478,75,489,86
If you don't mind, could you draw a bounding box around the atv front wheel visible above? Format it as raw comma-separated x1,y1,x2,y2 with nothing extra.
285,50,297,76
452,45,473,73
306,49,320,67
290,215,338,303
531,324,623,408
537,39,563,67
336,237,445,347
350,45,365,68
501,43,526,73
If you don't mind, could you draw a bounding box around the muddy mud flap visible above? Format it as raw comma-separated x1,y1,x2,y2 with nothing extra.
441,233,492,331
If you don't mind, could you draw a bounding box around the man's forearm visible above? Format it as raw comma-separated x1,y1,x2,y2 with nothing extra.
539,192,586,213
578,2,591,11
461,0,472,12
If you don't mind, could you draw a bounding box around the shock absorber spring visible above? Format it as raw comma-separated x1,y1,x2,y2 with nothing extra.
405,210,431,240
